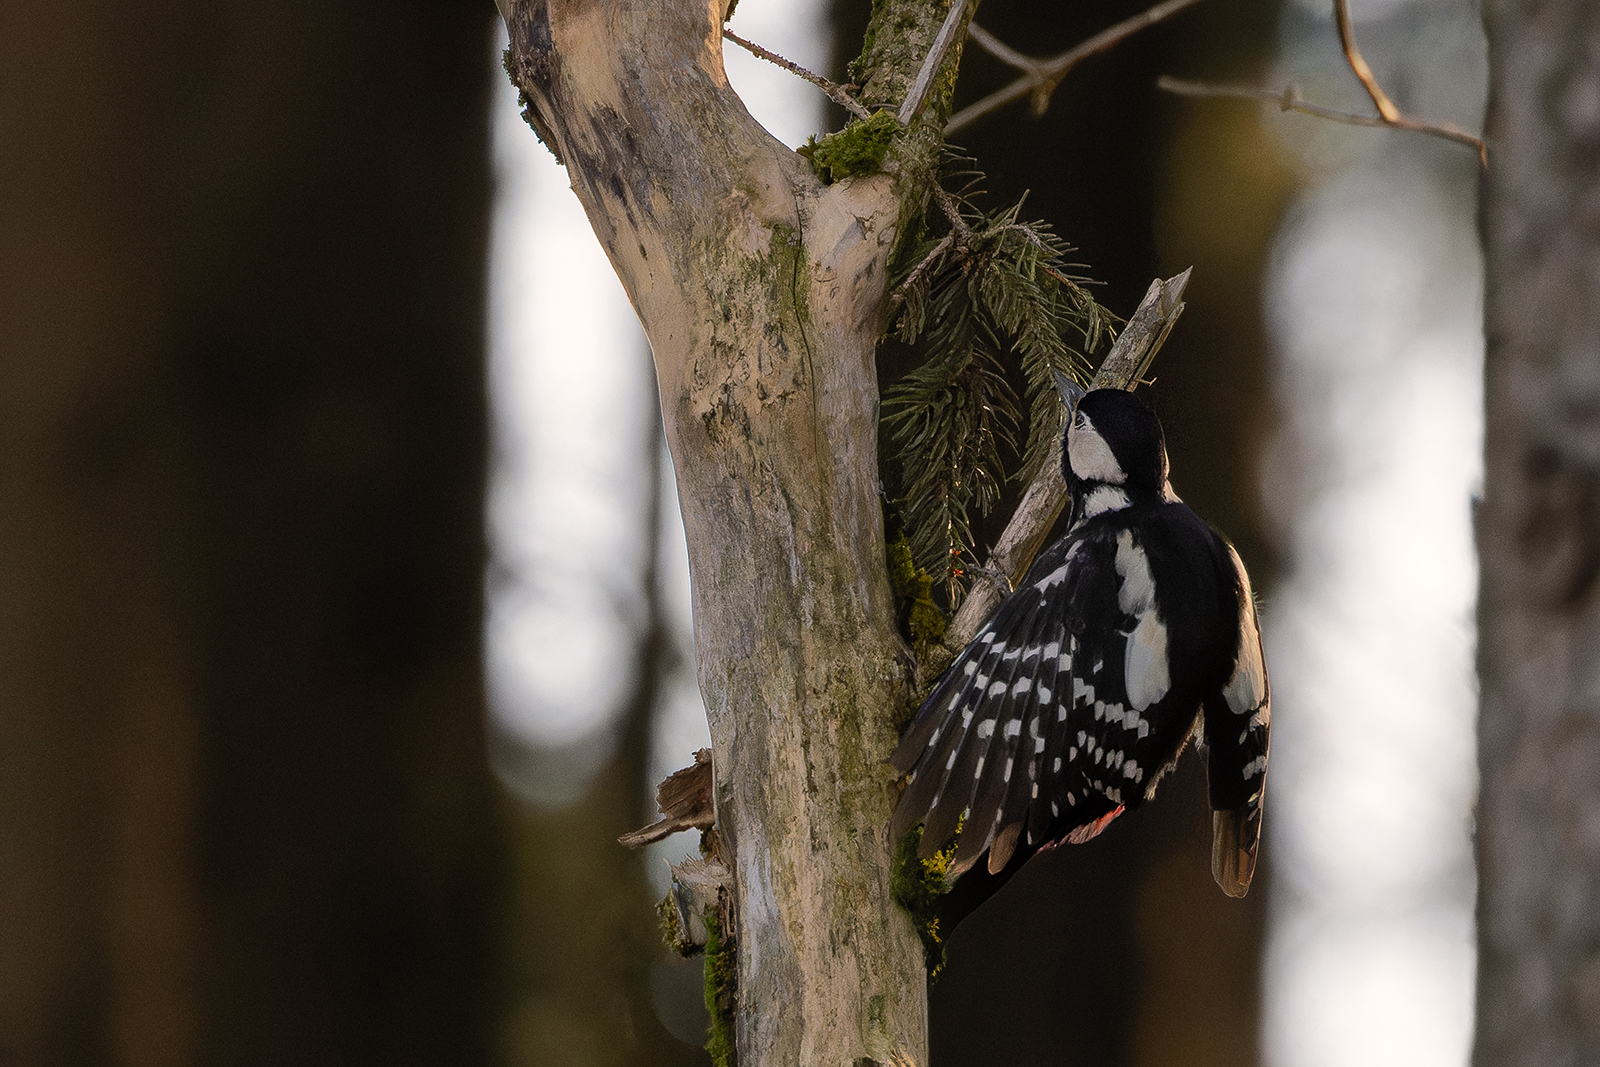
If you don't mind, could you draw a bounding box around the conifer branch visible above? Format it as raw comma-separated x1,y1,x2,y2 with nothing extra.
882,175,1108,602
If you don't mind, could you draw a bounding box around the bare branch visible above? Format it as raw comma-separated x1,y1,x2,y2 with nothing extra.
965,22,1034,73
1157,35,1488,165
944,270,1191,650
1158,76,1390,127
898,0,970,125
723,28,873,120
945,0,1207,135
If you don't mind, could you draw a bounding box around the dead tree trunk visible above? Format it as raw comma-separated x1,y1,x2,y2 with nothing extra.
1476,2,1600,1064
502,1,958,1063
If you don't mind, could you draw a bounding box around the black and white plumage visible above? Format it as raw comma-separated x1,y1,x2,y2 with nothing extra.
889,386,1269,902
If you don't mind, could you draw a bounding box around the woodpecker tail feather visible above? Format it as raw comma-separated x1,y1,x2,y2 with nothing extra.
1211,804,1261,898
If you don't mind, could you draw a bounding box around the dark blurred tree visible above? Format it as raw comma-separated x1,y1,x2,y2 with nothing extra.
1476,3,1600,1065
0,1,504,1063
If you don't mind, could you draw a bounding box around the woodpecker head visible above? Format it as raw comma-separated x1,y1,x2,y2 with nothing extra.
1060,388,1170,495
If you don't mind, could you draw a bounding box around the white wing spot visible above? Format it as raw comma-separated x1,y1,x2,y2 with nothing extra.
1004,719,1022,739
987,681,1008,697
977,719,996,739
1035,563,1070,591
1124,608,1171,710
1012,678,1031,696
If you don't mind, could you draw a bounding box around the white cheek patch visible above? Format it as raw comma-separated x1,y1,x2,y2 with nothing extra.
1068,415,1126,484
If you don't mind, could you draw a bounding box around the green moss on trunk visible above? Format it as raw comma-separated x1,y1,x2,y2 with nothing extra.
704,909,737,1067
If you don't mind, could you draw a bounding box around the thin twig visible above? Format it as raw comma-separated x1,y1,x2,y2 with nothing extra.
965,23,1033,72
1159,77,1389,127
899,0,971,125
723,28,872,120
929,184,971,241
1334,0,1399,123
890,232,956,304
945,0,1207,135
890,186,970,304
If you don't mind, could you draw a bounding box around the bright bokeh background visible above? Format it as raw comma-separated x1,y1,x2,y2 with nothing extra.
1257,1,1484,1064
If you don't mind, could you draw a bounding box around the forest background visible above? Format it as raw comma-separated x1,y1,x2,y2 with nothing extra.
0,0,1494,1064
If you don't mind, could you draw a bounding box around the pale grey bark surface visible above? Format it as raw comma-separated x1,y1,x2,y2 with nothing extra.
1477,3,1600,1064
502,1,937,1063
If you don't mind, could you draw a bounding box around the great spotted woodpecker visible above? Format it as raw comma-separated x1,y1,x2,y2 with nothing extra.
890,382,1269,910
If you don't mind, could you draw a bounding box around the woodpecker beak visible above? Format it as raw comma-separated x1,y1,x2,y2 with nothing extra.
1052,369,1086,413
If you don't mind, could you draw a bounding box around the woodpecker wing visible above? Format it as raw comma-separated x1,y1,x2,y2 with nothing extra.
891,516,1189,873
1204,543,1270,897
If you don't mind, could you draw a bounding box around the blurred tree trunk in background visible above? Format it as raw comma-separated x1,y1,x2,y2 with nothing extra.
496,405,712,1067
0,2,503,1064
827,0,1293,1063
1476,3,1600,1065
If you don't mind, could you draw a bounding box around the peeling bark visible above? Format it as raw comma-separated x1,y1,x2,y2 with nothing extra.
502,0,935,1062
